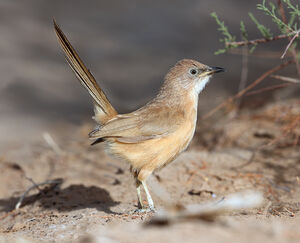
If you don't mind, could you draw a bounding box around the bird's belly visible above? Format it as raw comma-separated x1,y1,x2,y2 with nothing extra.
107,119,196,173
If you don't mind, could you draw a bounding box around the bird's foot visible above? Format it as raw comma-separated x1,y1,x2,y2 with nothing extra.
133,207,156,214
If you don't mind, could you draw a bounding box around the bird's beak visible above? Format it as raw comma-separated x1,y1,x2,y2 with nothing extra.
206,66,225,75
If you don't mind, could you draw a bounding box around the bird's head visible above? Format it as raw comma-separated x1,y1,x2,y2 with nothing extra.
163,59,224,95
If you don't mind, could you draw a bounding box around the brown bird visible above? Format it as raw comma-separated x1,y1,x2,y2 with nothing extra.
53,20,224,211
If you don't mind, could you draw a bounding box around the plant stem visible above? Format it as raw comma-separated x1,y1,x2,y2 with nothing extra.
277,0,300,74
201,60,295,120
226,31,299,48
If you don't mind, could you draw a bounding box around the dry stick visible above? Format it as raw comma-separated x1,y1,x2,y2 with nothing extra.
277,0,287,24
15,179,62,210
226,31,299,48
281,30,300,59
271,74,300,83
43,132,62,155
286,40,300,74
265,118,300,148
229,48,291,59
245,83,291,96
277,0,300,74
201,60,295,120
239,46,249,91
236,45,249,109
25,176,43,193
263,201,273,216
234,60,293,98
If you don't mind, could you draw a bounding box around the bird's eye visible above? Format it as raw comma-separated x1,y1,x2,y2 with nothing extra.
189,68,198,75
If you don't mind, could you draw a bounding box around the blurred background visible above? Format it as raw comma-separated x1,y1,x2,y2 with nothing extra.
0,0,298,149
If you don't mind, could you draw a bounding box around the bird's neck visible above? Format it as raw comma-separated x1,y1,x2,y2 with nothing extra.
154,84,198,112
157,76,210,106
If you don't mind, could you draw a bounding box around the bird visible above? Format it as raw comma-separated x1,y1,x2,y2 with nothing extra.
53,20,224,212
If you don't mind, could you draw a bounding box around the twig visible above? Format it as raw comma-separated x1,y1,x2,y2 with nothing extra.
231,147,259,169
287,42,300,75
15,179,62,209
239,46,249,91
25,176,43,193
226,31,299,48
281,29,300,59
236,45,249,109
43,132,62,155
276,0,300,74
202,60,295,120
266,116,300,147
245,83,291,96
229,48,291,59
277,0,287,24
263,201,272,216
284,207,295,217
271,74,300,83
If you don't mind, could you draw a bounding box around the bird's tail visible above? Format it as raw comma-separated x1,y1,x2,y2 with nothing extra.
53,20,117,124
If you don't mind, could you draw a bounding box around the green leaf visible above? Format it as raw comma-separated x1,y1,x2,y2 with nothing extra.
214,49,227,55
249,12,273,38
240,21,248,41
250,43,258,53
211,12,236,54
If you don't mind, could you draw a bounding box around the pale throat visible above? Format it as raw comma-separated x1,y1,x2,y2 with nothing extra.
194,76,211,94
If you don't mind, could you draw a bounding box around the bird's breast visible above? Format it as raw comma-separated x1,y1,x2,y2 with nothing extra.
174,98,198,152
106,92,198,172
154,92,198,167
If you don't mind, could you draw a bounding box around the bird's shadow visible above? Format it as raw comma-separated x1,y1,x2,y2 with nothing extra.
0,179,120,214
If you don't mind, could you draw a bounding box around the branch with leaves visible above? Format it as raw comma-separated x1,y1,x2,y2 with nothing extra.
224,30,299,48
211,0,300,60
206,0,300,120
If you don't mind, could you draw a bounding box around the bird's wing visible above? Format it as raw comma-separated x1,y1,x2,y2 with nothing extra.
89,106,185,143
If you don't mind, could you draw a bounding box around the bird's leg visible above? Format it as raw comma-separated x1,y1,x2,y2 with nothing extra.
133,179,148,213
136,180,144,209
142,181,155,211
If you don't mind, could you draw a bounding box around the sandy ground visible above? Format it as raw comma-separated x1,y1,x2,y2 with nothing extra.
1,99,300,242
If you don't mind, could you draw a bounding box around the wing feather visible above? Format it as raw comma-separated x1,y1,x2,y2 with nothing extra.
89,106,185,143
